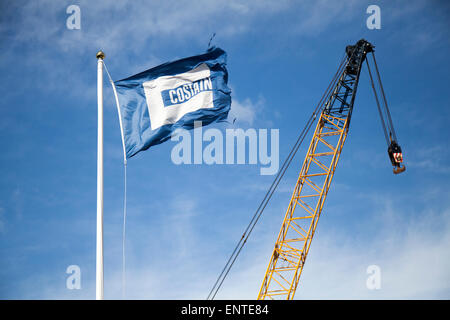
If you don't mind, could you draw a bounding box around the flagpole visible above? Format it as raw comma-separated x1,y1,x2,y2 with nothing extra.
96,50,105,300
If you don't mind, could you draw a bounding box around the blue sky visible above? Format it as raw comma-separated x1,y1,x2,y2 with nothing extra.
0,0,449,299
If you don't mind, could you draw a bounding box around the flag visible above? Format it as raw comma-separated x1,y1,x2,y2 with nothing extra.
114,47,232,158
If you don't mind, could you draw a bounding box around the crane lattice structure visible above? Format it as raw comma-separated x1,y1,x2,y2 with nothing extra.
258,40,375,300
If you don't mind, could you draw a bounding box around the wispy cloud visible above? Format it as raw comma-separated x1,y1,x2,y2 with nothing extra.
215,196,450,299
291,0,362,36
407,145,450,174
228,97,262,126
2,0,291,56
1,0,449,301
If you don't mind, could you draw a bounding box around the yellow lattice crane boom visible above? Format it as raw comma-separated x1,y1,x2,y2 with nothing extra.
257,39,405,300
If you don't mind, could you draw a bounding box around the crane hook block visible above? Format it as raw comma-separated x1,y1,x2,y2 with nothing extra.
388,141,406,174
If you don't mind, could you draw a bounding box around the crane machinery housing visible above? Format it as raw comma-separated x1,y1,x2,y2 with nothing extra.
257,39,405,300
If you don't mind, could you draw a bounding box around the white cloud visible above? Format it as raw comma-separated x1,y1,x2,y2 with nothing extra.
3,0,291,56
123,196,450,299
10,186,450,300
228,97,260,126
2,0,370,60
407,145,450,174
290,0,361,36
3,0,449,301
295,202,450,299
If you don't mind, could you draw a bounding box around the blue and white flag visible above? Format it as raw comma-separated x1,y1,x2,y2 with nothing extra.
114,47,232,158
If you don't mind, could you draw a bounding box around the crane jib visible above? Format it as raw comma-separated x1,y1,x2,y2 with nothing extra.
257,39,405,300
208,39,406,301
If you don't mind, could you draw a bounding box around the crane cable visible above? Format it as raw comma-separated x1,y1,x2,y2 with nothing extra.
365,52,396,147
365,57,389,146
206,53,349,300
372,52,397,142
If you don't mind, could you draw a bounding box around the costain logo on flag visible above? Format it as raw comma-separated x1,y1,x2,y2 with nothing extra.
114,47,231,158
141,63,217,131
161,76,213,107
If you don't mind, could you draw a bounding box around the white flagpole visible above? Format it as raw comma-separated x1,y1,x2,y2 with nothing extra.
96,50,105,300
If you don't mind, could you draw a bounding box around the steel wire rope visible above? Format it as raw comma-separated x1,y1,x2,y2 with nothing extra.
366,58,390,146
103,61,128,299
371,52,397,142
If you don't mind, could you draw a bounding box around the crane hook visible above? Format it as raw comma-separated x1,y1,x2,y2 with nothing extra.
388,140,406,174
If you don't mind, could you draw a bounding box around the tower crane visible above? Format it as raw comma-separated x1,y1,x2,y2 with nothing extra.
257,39,405,300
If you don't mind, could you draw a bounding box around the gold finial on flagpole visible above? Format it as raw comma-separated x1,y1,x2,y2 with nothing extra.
96,50,105,60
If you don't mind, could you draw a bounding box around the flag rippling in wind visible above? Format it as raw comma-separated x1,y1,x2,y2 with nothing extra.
114,47,232,158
